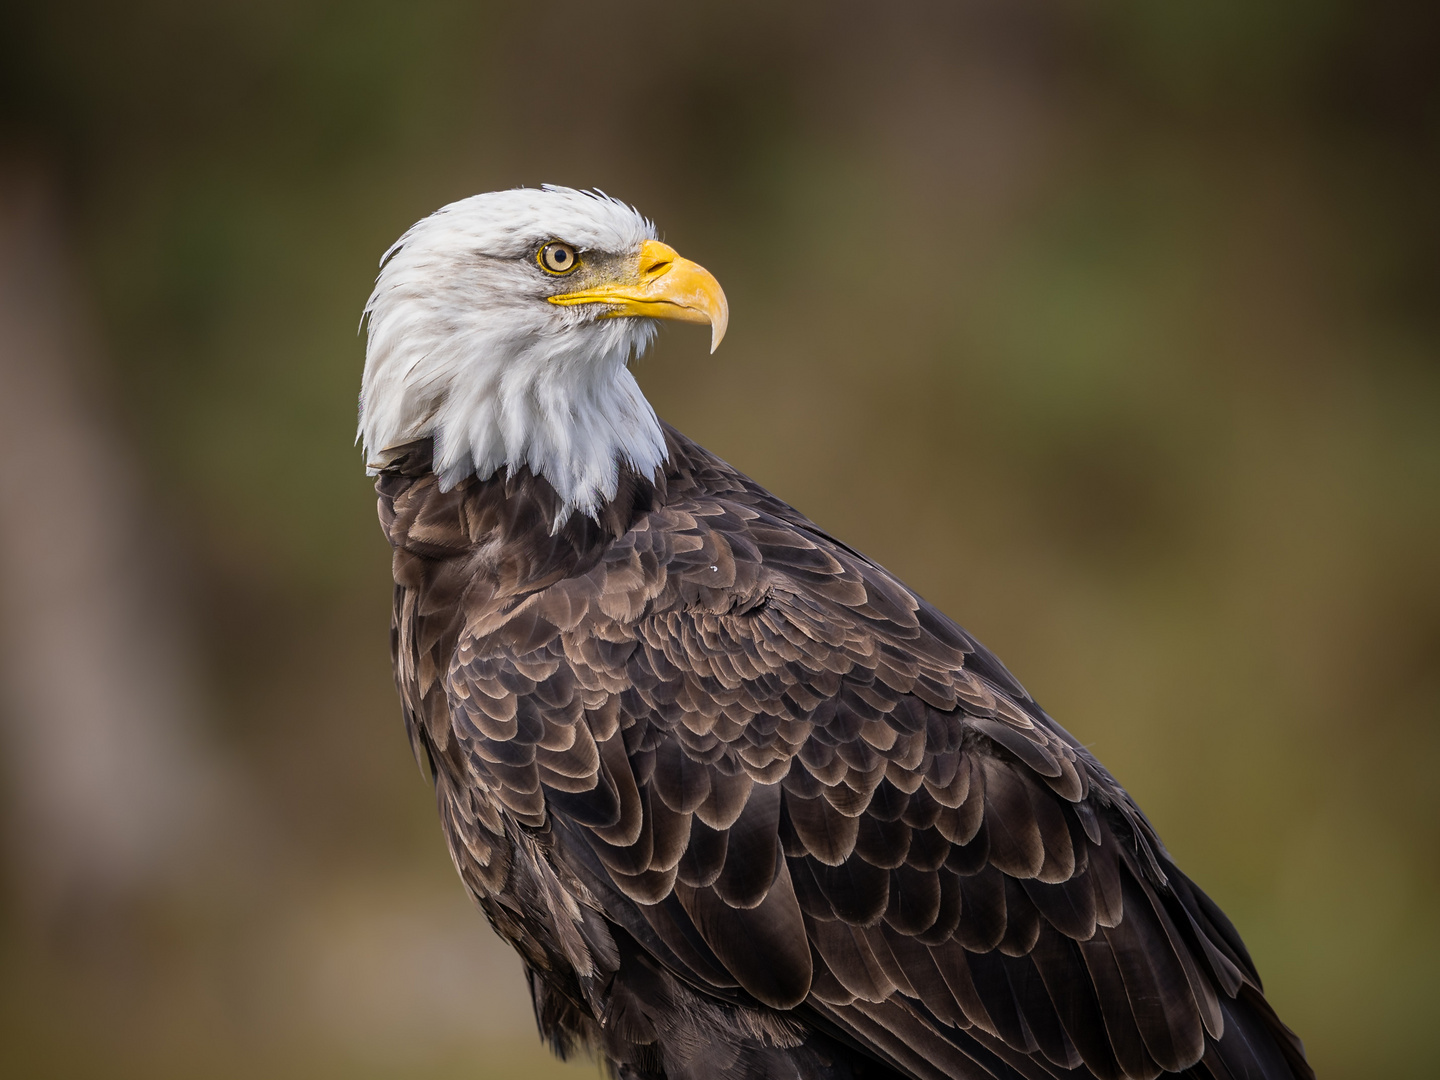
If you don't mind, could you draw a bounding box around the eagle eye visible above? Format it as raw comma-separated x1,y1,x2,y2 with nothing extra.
538,241,579,275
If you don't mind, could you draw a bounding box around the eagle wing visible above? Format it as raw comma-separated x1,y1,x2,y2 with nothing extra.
389,447,1308,1080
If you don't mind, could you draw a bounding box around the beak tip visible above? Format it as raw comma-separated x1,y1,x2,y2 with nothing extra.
709,306,729,354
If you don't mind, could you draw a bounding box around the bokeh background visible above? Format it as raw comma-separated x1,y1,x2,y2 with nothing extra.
1,2,1437,1077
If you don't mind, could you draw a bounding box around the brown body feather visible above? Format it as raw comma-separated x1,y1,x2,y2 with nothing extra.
378,426,1311,1080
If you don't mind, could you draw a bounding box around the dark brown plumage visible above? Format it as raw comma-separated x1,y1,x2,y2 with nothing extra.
377,425,1312,1080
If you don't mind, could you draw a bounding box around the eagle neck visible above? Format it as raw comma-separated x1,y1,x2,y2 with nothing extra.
376,435,674,565
363,316,668,533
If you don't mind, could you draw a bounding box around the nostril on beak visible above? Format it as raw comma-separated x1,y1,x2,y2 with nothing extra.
643,257,673,278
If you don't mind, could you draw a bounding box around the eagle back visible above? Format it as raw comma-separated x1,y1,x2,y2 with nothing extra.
376,429,1309,1080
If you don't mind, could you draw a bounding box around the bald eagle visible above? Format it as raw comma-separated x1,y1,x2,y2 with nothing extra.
360,187,1311,1080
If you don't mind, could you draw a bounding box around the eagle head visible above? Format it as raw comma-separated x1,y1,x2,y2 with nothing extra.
358,186,727,522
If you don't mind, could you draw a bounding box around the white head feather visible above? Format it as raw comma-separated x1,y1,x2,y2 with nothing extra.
359,186,667,523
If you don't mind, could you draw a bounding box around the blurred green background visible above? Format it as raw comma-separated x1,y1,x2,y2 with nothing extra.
0,2,1436,1078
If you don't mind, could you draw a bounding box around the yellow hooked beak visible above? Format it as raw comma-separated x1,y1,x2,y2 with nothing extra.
548,239,729,353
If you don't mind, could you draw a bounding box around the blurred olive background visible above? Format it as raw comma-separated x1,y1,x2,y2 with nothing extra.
0,2,1436,1078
